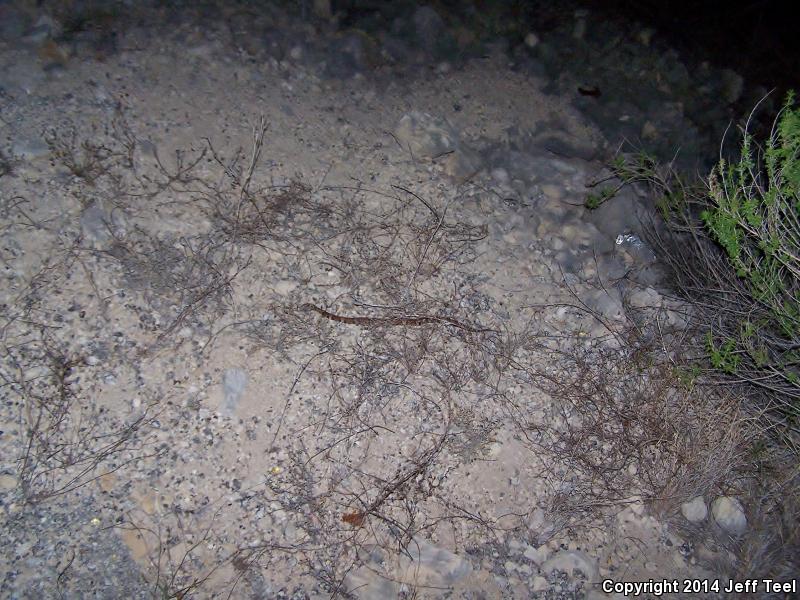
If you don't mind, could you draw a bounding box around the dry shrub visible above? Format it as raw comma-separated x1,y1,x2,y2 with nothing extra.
520,337,752,519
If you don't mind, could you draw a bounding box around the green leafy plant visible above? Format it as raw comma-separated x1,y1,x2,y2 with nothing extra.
700,92,800,397
590,92,800,423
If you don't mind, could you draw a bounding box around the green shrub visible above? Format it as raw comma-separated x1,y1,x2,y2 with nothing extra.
701,92,800,405
590,92,800,422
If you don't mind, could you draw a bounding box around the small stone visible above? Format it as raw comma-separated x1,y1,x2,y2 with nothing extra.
541,550,598,581
523,544,549,564
531,575,548,592
528,508,546,529
443,145,482,180
681,496,708,523
637,28,655,46
222,368,248,415
711,496,747,535
540,184,562,200
641,121,658,140
394,111,459,159
491,167,510,185
98,473,116,493
720,69,744,104
573,9,589,39
628,287,662,309
412,6,445,54
12,137,50,160
524,32,539,48
137,492,157,515
312,0,332,19
483,441,502,459
120,528,149,561
0,474,17,490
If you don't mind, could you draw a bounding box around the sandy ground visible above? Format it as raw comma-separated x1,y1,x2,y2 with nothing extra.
0,5,756,599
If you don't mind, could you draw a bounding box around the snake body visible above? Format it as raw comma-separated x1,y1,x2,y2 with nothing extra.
301,303,493,333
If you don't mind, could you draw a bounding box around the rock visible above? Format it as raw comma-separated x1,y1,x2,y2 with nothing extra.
681,496,708,523
531,575,549,592
541,550,599,581
584,186,649,241
711,496,747,535
637,28,655,46
615,233,657,266
523,544,549,565
404,538,472,585
0,474,17,490
23,14,62,45
221,368,248,415
541,549,599,581
80,202,127,244
312,0,332,20
394,111,459,159
584,287,625,321
119,528,149,561
11,137,50,161
720,69,744,104
346,538,472,599
628,287,662,309
325,31,377,78
412,6,445,54
524,32,540,48
573,9,590,40
491,167,510,185
539,133,598,161
443,144,482,180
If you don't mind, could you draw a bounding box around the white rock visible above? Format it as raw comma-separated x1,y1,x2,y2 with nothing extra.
531,575,548,592
711,496,747,535
524,32,539,48
523,544,549,564
637,28,655,46
12,137,49,160
491,167,510,185
628,287,662,309
394,111,458,159
541,549,598,581
681,496,708,523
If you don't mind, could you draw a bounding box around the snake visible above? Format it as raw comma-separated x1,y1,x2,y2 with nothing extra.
301,303,494,333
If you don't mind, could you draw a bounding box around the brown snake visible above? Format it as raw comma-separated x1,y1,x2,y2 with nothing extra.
301,303,494,333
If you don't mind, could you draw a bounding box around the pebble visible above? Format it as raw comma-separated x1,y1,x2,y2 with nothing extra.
711,496,747,535
681,496,708,523
541,549,599,581
0,474,18,490
11,137,50,160
524,32,540,48
394,111,459,159
531,575,549,592
523,544,549,564
221,368,248,415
